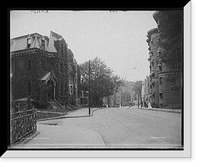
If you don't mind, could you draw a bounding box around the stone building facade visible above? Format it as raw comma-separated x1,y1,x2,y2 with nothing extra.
153,11,182,109
141,76,150,107
146,28,160,108
146,11,182,109
10,31,79,109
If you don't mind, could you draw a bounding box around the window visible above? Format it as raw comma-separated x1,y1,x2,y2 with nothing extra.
41,39,45,50
151,60,154,66
27,38,31,49
152,93,155,98
157,37,161,42
160,92,163,99
71,86,73,95
69,85,73,95
159,77,163,85
152,72,155,77
158,50,162,57
158,63,162,71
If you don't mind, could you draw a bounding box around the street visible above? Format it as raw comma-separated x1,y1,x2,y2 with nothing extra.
13,106,182,149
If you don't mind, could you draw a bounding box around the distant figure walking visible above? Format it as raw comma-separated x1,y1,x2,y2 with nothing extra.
148,102,152,109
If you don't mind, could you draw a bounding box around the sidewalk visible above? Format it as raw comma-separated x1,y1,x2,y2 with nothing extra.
65,107,98,117
12,107,105,149
138,106,182,113
37,107,99,122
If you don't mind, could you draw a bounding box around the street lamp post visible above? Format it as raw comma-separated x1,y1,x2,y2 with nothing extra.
88,60,91,115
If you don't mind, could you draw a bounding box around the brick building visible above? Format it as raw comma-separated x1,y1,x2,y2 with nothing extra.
153,11,182,109
146,28,160,108
10,31,80,109
146,11,182,109
141,76,150,107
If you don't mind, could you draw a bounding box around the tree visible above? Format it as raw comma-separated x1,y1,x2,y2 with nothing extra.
132,81,142,107
79,57,123,107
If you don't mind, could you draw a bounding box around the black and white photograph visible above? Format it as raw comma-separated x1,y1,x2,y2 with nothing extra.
5,3,192,158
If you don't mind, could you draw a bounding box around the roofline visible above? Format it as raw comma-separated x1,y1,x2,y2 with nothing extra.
11,48,39,54
11,33,45,40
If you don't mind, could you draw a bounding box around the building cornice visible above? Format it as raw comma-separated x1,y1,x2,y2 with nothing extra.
11,48,38,56
11,48,55,57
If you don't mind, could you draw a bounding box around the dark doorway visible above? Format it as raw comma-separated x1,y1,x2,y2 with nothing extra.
47,80,55,100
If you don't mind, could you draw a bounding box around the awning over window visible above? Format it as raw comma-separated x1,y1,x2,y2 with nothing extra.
41,72,51,83
40,71,57,85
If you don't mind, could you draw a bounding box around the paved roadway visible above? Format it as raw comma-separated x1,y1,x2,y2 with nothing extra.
13,106,182,149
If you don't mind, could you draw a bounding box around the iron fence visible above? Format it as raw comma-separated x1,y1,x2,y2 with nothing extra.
10,109,37,145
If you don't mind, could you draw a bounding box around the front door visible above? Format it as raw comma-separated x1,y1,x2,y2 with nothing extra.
47,80,55,100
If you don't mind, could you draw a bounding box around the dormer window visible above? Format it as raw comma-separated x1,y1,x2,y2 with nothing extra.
41,39,45,50
27,37,31,49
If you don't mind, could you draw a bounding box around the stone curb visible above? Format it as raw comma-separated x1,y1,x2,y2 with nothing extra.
36,108,100,122
138,107,181,113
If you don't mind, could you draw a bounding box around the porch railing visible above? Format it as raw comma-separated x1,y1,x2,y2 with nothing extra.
55,97,65,109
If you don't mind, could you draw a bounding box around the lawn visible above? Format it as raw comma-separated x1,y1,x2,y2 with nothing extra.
37,111,64,120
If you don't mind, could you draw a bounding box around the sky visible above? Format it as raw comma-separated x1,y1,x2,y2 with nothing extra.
10,10,157,82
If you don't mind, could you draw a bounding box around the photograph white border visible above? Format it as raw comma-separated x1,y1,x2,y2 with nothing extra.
3,2,191,158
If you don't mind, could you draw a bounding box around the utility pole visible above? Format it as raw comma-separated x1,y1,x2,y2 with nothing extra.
88,60,91,115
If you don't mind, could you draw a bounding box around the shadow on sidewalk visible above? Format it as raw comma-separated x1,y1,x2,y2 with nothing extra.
37,107,102,121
